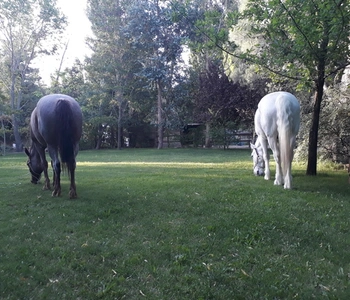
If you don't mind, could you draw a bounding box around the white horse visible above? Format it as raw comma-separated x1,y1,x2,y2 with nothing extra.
250,91,300,189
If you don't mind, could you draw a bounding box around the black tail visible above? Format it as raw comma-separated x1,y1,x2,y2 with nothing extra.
55,99,75,177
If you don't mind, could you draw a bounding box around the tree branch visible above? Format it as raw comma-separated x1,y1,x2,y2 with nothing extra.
194,23,303,82
278,0,319,60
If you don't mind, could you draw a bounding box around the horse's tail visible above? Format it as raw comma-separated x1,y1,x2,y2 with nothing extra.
55,99,75,177
276,95,293,180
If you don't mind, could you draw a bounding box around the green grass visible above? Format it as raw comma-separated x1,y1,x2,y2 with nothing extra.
1,148,349,299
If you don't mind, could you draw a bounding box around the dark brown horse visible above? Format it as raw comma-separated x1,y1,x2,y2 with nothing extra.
25,94,82,198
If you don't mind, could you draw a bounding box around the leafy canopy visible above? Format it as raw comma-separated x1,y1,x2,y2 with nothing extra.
237,0,350,86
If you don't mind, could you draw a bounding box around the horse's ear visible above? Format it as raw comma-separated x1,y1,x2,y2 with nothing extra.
25,147,30,157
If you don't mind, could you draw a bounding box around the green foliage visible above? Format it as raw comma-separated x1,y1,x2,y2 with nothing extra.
181,125,204,147
50,60,87,98
239,0,350,85
85,0,165,148
187,0,238,57
314,85,350,163
1,149,350,298
0,0,67,150
123,0,185,83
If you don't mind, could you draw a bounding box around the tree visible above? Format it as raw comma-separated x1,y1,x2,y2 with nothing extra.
0,0,66,151
86,0,147,149
232,0,350,175
124,0,186,149
181,0,240,147
193,59,267,147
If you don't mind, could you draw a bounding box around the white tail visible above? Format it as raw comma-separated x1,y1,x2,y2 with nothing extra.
276,96,293,187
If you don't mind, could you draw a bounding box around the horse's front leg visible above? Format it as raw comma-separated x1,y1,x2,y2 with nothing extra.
37,147,50,190
48,147,61,197
268,136,283,186
260,138,270,181
51,160,57,187
42,159,51,190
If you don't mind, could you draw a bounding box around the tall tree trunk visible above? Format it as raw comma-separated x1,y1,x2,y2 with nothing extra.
348,156,350,184
306,26,329,175
157,79,163,149
1,116,6,155
110,125,116,148
10,72,23,152
95,124,103,150
53,39,69,89
12,114,23,152
306,79,325,175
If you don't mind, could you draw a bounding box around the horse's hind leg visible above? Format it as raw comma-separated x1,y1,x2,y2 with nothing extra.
283,141,295,189
51,160,61,197
67,159,78,199
69,168,78,199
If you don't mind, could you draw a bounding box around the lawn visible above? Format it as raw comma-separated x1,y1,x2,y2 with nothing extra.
0,148,349,299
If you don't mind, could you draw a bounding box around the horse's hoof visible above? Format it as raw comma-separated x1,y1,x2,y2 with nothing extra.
52,189,61,197
69,190,78,199
274,179,283,186
284,182,292,189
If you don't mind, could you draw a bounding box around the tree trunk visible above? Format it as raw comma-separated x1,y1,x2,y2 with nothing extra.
348,156,350,184
12,114,23,152
10,70,23,152
110,125,116,148
1,116,6,155
205,123,211,148
306,83,324,175
117,98,123,150
157,79,163,149
306,25,329,175
95,124,103,150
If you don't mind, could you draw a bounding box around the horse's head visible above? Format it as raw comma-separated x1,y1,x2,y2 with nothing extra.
250,142,265,176
25,147,43,184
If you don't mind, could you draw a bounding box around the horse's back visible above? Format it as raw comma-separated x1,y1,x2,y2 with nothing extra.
258,91,299,116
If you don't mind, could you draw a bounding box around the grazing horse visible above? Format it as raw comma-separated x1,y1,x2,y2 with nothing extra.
250,91,300,189
25,94,82,198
